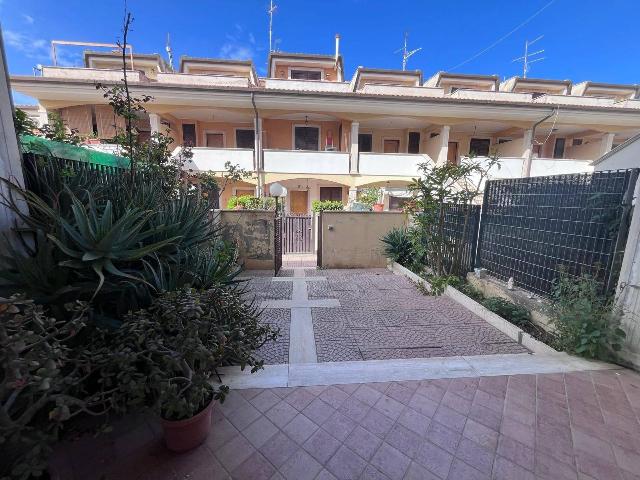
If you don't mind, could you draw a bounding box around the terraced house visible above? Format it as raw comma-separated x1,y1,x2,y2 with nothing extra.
11,36,640,212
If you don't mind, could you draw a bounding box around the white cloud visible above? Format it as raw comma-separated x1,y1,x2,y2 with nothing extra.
22,14,34,24
3,30,48,61
218,43,254,60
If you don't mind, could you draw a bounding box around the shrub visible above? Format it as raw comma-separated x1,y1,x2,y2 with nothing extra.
0,297,118,479
312,200,344,212
482,297,531,326
427,275,461,295
227,195,275,210
381,228,413,266
112,287,279,420
358,188,382,207
550,273,625,359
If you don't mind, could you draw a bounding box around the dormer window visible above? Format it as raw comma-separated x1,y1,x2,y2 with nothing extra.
290,69,322,80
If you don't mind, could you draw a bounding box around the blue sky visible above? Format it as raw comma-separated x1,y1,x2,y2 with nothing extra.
3,0,639,105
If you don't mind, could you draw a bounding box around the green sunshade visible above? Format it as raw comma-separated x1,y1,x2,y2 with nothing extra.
19,135,130,168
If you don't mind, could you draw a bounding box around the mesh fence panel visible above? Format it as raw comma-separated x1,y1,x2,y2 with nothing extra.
477,169,639,296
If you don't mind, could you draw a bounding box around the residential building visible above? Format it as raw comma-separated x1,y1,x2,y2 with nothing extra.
10,37,640,213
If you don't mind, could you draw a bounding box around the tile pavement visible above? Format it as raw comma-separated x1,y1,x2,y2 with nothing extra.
53,368,640,479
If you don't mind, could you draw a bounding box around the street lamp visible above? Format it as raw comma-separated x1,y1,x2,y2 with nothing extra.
269,182,287,214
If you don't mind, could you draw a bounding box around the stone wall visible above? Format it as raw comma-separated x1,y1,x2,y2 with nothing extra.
319,211,407,268
217,210,275,270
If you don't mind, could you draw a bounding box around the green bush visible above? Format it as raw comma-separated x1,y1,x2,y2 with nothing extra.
312,200,344,212
358,187,382,207
112,287,278,420
381,228,413,266
482,297,531,326
550,273,626,359
227,195,275,210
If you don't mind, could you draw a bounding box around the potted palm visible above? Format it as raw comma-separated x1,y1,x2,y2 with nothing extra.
114,287,277,452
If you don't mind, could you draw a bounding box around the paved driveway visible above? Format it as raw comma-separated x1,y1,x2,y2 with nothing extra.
244,268,527,364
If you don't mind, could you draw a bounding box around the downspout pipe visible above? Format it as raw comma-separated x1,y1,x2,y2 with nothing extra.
521,109,556,178
251,92,263,197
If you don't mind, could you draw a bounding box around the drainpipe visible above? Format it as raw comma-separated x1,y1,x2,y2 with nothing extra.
251,92,263,197
521,109,555,178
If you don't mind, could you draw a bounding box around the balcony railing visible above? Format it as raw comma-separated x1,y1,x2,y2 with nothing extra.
358,152,432,176
41,67,145,83
462,156,594,180
263,149,350,174
156,73,250,87
178,147,254,172
264,78,351,93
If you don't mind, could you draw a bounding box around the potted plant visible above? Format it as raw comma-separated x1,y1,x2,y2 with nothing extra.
114,287,278,452
358,187,384,211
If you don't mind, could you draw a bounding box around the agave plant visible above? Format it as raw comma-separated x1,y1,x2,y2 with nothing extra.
45,191,181,295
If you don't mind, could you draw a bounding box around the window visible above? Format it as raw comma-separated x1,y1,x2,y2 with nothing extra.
572,138,583,146
358,133,373,152
553,138,566,159
182,123,196,146
469,138,491,156
498,138,512,144
290,70,322,80
294,126,319,151
320,187,342,202
235,129,255,149
408,132,421,154
389,196,408,211
206,133,224,148
383,139,400,153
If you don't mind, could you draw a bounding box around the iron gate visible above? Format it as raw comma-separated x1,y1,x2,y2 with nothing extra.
274,215,282,275
283,215,313,253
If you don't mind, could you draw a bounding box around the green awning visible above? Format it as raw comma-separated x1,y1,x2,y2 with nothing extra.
19,135,130,168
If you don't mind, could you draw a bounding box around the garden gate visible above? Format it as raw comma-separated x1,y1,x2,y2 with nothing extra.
282,215,313,253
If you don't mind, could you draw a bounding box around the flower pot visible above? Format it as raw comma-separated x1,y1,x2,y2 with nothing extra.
372,203,384,212
161,397,214,452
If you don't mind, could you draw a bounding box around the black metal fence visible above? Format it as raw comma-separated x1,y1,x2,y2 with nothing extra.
435,204,481,275
477,169,639,296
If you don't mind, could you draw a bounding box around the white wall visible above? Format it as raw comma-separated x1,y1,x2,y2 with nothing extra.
594,137,640,171
359,153,432,176
181,147,254,172
264,150,350,174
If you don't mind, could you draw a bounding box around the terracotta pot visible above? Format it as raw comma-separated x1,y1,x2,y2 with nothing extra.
161,397,214,452
372,203,384,212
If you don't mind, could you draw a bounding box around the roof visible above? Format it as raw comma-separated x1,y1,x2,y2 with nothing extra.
19,135,130,168
572,81,639,98
179,56,255,71
425,71,499,89
591,132,640,166
351,67,423,87
267,51,344,77
500,76,572,92
83,50,169,71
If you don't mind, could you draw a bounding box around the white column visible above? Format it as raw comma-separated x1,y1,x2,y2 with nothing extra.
148,113,161,135
436,125,450,165
599,133,615,157
350,122,359,174
521,128,534,159
36,104,48,127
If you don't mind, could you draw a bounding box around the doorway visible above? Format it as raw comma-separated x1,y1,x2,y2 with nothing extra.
447,142,459,164
290,190,308,215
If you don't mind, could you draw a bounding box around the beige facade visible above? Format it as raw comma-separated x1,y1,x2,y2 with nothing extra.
12,45,640,214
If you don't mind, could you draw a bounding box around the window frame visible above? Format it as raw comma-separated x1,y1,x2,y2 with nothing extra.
182,123,196,146
469,138,491,157
292,124,321,151
553,137,566,159
382,137,401,154
358,133,373,153
234,128,255,149
288,67,324,81
407,131,421,154
319,186,343,202
203,130,226,148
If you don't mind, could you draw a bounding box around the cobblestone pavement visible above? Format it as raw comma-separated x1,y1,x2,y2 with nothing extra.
57,369,640,480
308,269,528,362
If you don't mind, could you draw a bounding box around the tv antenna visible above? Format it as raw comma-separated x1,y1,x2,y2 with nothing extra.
165,33,174,70
395,32,422,71
268,0,278,52
512,35,544,78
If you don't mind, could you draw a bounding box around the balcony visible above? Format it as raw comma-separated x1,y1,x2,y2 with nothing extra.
263,150,350,175
179,147,254,172
264,78,351,93
156,73,250,87
358,153,432,176
463,156,594,180
41,67,146,83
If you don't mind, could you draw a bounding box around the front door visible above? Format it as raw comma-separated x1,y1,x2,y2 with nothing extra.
447,142,459,164
383,139,400,153
206,133,224,148
290,190,308,215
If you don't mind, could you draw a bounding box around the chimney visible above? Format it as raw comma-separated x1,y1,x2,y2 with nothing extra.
335,34,340,61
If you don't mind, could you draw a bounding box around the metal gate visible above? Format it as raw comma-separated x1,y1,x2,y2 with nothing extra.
283,215,313,253
274,215,282,275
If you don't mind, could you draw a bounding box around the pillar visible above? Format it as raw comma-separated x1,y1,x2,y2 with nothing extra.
350,122,359,174
599,133,615,158
436,125,450,165
148,113,161,135
36,104,48,127
521,128,534,159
